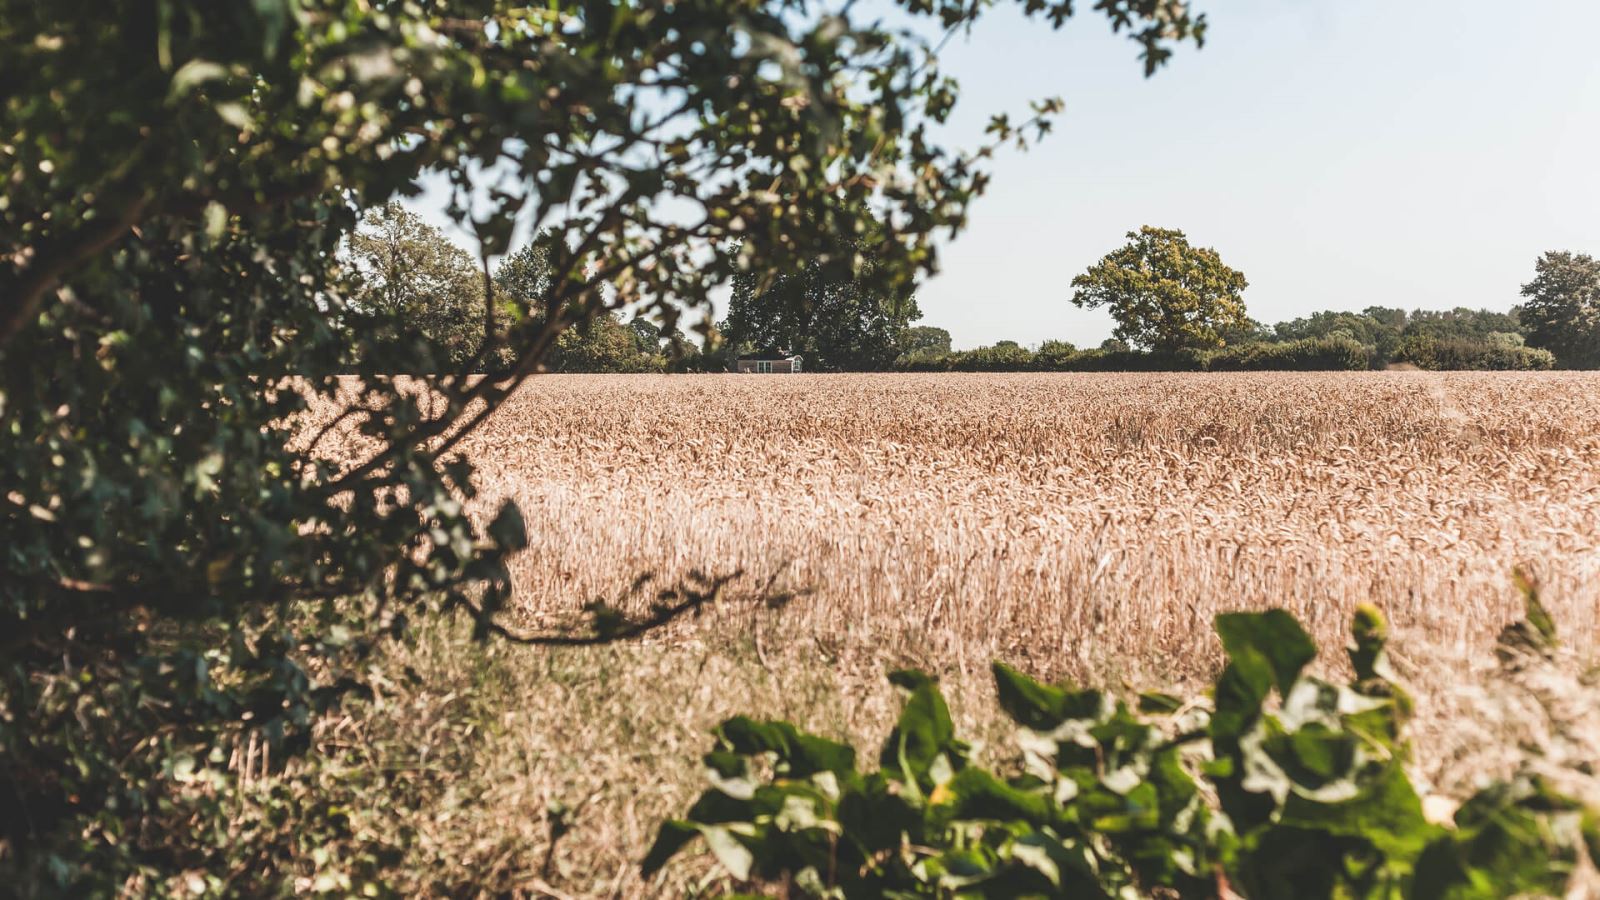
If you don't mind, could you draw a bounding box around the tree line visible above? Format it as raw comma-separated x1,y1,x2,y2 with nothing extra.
368,213,1597,373
808,227,1597,373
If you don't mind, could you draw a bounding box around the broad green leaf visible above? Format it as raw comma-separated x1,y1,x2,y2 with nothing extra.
1215,610,1317,697
716,716,856,778
1277,759,1437,861
992,662,1070,729
880,670,962,788
931,767,1051,826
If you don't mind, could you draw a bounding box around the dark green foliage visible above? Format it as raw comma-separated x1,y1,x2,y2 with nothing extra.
896,339,1367,373
2,0,1209,891
493,239,668,373
1270,306,1556,371
721,252,924,372
902,325,956,359
1273,308,1407,364
1519,251,1600,369
1392,334,1554,371
345,201,486,372
1205,335,1373,371
893,305,1566,373
649,604,1597,897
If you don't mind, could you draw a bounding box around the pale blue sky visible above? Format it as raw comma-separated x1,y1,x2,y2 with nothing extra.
414,0,1600,349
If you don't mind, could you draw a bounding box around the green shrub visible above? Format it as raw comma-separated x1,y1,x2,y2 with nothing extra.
1395,335,1555,371
1035,340,1080,370
1055,347,1207,371
896,350,959,372
646,596,1598,898
1205,335,1372,371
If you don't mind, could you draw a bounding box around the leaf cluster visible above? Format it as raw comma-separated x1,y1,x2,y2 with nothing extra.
648,597,1599,898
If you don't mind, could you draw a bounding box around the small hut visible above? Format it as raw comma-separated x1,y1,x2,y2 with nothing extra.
735,350,803,373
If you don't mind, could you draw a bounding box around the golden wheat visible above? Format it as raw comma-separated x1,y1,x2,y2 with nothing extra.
456,371,1600,678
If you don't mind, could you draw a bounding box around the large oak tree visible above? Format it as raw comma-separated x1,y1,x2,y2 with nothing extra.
1071,225,1250,354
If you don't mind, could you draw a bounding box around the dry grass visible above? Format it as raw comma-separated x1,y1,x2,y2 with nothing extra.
324,372,1600,896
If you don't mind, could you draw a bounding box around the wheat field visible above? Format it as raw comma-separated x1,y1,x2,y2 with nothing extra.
341,371,1600,895
463,371,1600,675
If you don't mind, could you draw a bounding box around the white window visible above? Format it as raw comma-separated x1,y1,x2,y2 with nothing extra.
756,360,772,373
790,358,802,373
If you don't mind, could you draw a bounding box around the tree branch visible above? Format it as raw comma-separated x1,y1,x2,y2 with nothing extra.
456,570,743,647
2,195,150,346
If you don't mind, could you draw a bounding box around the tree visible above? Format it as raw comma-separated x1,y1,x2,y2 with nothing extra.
722,252,924,371
1520,251,1600,368
901,325,954,358
1036,339,1078,368
0,0,1205,890
493,239,664,372
628,317,665,355
550,313,665,373
1402,306,1523,344
1070,226,1250,353
1274,309,1400,366
346,201,484,370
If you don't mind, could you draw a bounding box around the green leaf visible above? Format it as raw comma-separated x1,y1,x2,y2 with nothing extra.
715,716,856,778
931,767,1051,826
880,670,962,788
1215,610,1317,697
1211,660,1272,742
992,662,1070,729
1276,759,1437,861
1138,691,1185,714
1348,603,1391,683
1413,777,1590,900
640,819,699,877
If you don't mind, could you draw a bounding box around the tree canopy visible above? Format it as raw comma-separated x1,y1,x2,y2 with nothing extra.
901,324,955,358
1070,225,1251,353
0,0,1207,891
1520,251,1600,369
722,251,923,371
346,201,485,370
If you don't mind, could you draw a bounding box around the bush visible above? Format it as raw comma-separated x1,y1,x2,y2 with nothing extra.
1205,335,1372,371
894,351,947,372
893,332,1557,374
1395,335,1555,371
1053,347,1206,371
962,343,1036,371
647,595,1599,898
1034,340,1079,370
